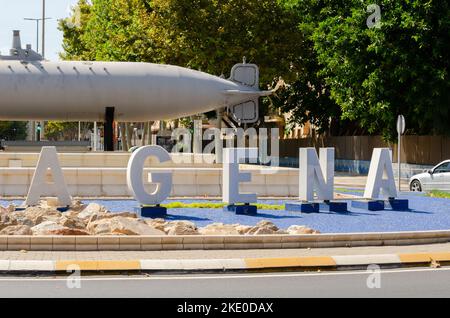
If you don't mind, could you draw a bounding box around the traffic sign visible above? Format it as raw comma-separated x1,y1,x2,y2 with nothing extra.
397,115,405,135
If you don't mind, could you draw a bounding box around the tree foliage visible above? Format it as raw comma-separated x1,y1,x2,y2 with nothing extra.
149,0,304,84
0,122,27,141
45,121,93,141
59,0,94,61
59,0,305,126
59,0,450,140
282,0,450,140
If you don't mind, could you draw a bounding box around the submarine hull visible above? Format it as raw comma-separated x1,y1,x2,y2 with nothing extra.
0,60,258,122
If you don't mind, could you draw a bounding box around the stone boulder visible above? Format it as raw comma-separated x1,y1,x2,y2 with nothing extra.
235,225,253,235
58,215,86,229
0,214,18,230
145,218,167,232
78,203,106,219
87,216,165,235
0,225,32,235
198,223,240,235
69,200,87,212
10,212,34,227
87,211,137,224
165,221,199,235
246,220,280,235
48,228,90,235
31,221,66,235
22,207,61,225
286,225,320,235
0,206,10,214
31,221,90,236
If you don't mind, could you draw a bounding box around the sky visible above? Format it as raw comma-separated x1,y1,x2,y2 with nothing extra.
0,0,78,61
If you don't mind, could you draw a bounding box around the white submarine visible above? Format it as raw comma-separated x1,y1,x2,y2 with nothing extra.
0,31,276,150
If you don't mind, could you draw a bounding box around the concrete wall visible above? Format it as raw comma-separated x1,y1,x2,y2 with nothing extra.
0,166,298,198
0,152,218,168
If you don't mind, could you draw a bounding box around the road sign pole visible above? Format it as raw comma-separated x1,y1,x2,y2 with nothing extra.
398,130,401,192
396,114,405,193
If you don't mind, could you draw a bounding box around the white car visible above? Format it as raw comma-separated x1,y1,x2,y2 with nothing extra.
409,160,450,192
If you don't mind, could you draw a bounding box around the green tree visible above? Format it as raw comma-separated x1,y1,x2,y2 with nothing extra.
59,0,307,126
0,121,28,140
149,0,304,84
59,0,94,60
82,0,155,62
283,0,450,140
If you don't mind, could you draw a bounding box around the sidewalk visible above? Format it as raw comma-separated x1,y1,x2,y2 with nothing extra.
0,243,449,272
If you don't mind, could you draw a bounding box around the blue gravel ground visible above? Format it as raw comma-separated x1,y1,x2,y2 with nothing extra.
1,192,449,233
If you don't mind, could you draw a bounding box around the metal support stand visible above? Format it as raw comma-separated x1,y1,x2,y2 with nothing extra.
104,107,115,151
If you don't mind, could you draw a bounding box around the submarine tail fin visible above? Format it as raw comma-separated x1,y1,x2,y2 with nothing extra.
229,62,259,89
227,62,260,124
228,98,259,125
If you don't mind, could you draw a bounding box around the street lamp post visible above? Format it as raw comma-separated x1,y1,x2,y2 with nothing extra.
24,16,52,54
23,18,40,53
24,11,51,142
42,0,45,58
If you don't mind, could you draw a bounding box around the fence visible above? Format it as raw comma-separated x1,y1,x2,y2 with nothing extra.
279,136,450,166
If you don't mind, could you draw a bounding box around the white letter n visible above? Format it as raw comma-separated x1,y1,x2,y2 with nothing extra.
299,148,334,201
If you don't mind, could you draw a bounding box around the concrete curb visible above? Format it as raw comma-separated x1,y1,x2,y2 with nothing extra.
1,252,449,272
0,230,448,251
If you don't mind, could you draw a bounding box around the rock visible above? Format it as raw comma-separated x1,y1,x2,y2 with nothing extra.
58,215,86,229
286,225,320,234
87,216,165,235
0,214,18,230
78,203,106,219
6,204,15,213
198,223,240,235
31,221,67,235
166,221,199,235
31,221,90,235
69,200,87,212
0,225,32,235
111,212,137,218
49,228,90,235
87,211,137,224
247,220,279,235
62,210,83,219
257,220,279,231
10,212,34,227
22,207,61,225
235,225,253,235
145,218,167,232
0,206,8,214
250,227,277,235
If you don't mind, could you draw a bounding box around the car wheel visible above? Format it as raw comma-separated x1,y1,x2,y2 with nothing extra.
410,180,422,192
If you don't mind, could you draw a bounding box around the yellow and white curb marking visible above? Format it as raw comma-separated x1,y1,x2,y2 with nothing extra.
0,252,448,272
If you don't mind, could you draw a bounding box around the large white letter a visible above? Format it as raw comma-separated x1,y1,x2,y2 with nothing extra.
25,147,72,206
364,148,398,199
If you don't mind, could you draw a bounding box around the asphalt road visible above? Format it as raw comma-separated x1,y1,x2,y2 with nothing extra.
0,267,448,298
